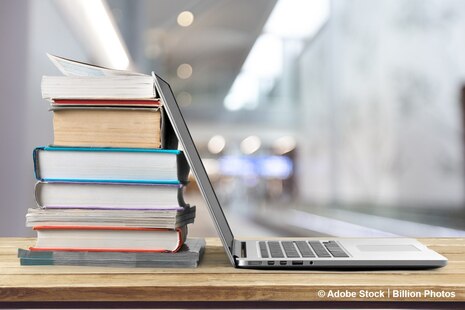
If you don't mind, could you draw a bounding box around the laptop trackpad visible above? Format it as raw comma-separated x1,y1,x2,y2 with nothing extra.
357,245,421,252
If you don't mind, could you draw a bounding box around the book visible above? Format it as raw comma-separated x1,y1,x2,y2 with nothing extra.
34,182,187,210
18,238,205,268
44,55,178,149
33,146,190,184
51,106,177,149
44,54,159,101
41,75,157,100
30,226,187,252
44,54,163,100
26,206,196,229
23,54,197,268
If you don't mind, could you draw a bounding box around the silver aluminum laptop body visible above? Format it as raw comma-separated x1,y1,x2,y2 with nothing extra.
154,75,447,269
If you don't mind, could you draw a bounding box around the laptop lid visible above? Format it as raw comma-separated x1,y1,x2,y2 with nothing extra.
153,75,236,265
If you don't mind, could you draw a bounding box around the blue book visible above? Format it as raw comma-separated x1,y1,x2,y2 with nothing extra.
17,238,205,268
33,146,189,184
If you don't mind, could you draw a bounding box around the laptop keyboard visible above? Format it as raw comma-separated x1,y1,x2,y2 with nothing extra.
259,240,349,258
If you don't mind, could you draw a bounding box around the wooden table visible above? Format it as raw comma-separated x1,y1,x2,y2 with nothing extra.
0,238,464,308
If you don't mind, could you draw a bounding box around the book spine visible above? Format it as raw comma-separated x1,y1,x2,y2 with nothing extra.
177,152,190,183
175,225,187,252
32,147,45,181
160,106,179,150
34,182,44,208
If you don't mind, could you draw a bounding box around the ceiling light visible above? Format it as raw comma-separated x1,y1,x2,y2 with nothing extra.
144,44,162,59
202,158,220,176
177,63,193,79
224,73,259,111
177,91,192,107
177,11,194,27
78,0,130,69
224,0,329,108
273,136,297,154
242,34,283,79
54,0,131,70
208,135,226,154
240,136,261,155
143,28,165,59
265,0,330,39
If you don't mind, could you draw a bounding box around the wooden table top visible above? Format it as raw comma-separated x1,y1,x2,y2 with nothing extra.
0,237,464,308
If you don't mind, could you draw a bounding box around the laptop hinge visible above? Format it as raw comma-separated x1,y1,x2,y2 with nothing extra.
232,240,246,258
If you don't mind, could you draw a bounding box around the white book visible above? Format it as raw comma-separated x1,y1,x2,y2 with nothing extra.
33,147,189,184
31,226,187,252
43,54,156,100
41,75,157,100
26,206,196,229
34,182,186,210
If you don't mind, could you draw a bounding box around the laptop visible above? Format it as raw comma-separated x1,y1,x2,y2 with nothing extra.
154,75,448,269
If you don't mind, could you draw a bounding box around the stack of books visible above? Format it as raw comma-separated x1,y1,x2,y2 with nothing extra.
19,55,203,267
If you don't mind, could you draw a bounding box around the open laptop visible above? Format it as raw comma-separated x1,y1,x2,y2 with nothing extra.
154,75,448,269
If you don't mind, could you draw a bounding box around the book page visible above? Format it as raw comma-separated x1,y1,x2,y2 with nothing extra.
47,54,146,77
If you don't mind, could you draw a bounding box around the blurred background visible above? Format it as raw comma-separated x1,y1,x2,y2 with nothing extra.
1,0,465,238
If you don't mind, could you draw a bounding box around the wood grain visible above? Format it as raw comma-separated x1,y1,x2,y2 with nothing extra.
0,238,464,304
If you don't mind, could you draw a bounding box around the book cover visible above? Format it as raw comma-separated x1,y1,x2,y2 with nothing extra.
30,225,187,253
34,181,187,210
51,106,170,148
18,238,205,268
51,105,178,149
33,146,190,184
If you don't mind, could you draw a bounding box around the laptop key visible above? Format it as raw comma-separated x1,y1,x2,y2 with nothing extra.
308,241,332,257
323,241,349,258
267,241,285,258
295,241,315,257
259,241,269,258
282,241,300,258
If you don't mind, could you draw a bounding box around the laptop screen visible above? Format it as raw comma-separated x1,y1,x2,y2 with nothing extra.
154,75,236,263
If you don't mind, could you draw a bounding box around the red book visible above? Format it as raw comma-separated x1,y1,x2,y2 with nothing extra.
52,99,161,107
30,225,186,253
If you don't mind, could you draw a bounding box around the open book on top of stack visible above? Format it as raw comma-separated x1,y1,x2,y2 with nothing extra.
22,55,202,267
